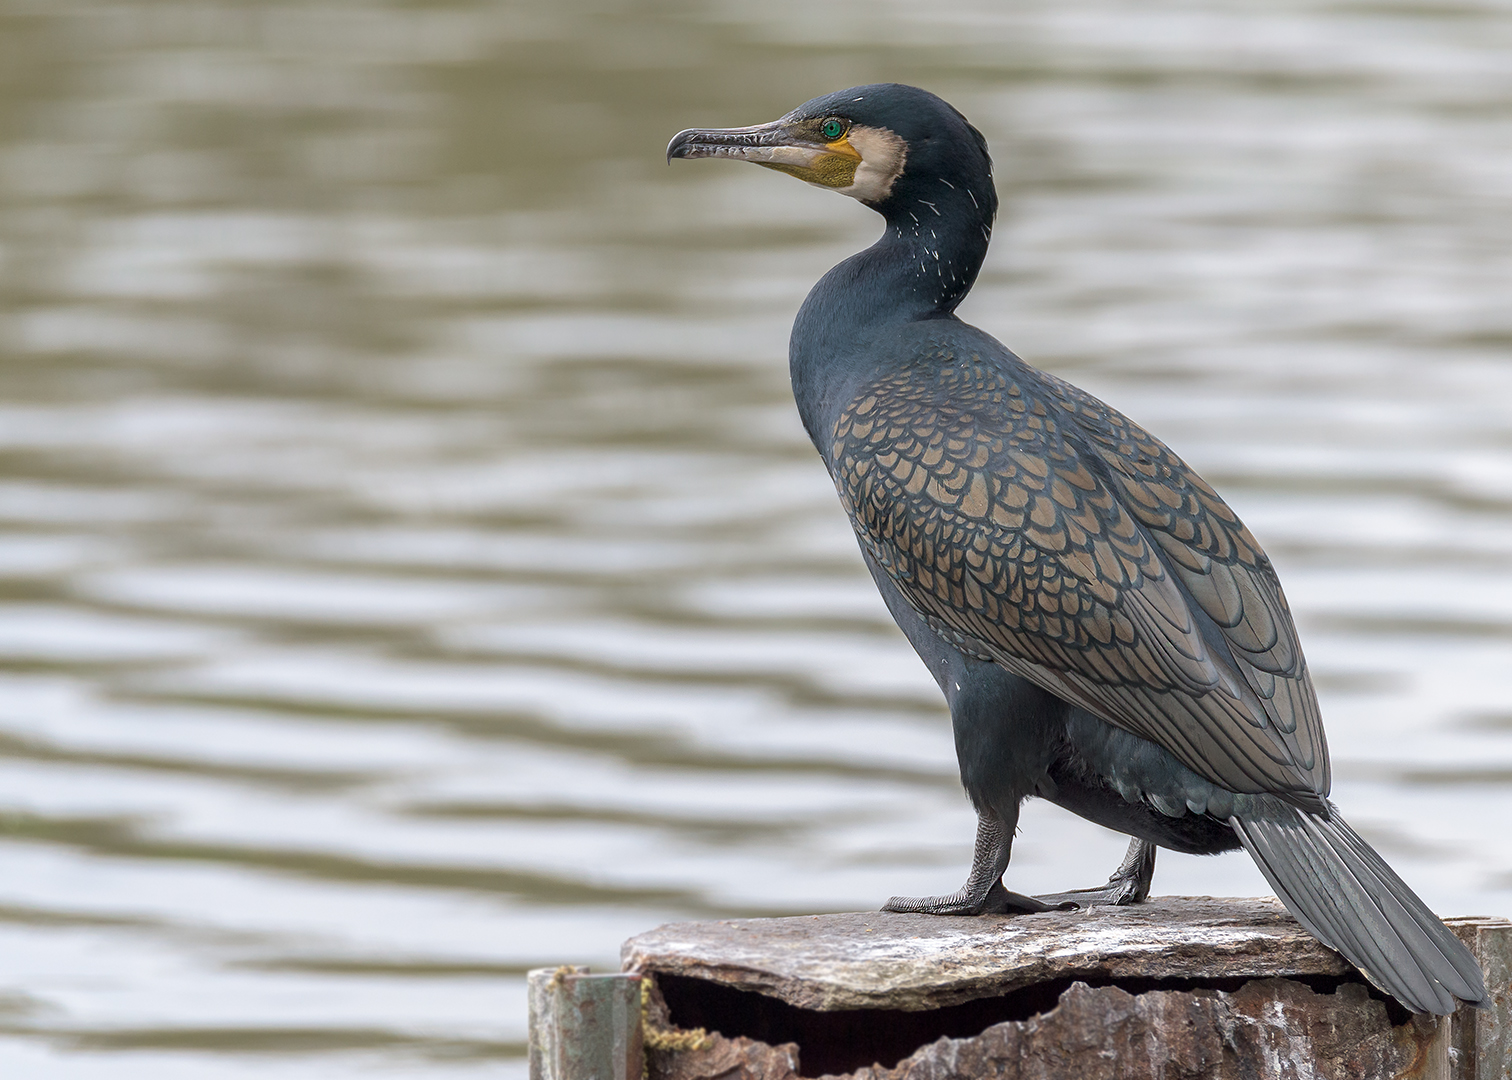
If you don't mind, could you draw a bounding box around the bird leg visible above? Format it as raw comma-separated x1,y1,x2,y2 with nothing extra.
883,810,1070,915
1032,837,1155,910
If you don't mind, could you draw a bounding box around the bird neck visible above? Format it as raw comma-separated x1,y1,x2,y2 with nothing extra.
878,180,994,315
789,183,993,453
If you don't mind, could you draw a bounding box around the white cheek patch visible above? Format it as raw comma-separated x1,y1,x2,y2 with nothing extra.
838,125,907,203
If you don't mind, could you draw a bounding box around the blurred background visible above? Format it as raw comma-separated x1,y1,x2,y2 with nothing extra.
0,0,1509,1075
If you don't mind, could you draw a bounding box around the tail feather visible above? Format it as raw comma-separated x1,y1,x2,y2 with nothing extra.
1317,811,1486,998
1241,814,1402,996
1295,811,1448,1009
1231,798,1486,1015
1238,811,1432,1009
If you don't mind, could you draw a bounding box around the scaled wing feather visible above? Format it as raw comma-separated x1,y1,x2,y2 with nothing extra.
831,354,1328,799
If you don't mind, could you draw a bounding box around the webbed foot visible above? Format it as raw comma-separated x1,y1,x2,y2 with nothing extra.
881,808,1079,916
884,880,1072,915
1032,837,1155,911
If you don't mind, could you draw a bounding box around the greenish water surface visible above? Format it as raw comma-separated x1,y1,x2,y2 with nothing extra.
0,1,1510,1075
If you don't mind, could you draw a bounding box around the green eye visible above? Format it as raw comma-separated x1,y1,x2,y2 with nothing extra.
821,119,846,141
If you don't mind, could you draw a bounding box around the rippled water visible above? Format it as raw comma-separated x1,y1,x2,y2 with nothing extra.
0,0,1510,1075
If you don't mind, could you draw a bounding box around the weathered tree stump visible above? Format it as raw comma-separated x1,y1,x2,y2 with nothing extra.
618,897,1511,1080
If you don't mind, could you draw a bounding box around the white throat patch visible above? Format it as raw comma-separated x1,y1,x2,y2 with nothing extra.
838,125,907,204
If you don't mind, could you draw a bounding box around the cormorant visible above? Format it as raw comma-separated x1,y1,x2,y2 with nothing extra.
667,83,1486,1015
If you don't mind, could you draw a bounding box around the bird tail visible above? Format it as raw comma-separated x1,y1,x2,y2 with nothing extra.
1230,797,1485,1015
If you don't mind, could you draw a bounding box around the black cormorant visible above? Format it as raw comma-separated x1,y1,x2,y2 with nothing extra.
667,83,1485,1016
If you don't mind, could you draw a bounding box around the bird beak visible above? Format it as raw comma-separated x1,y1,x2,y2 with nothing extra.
667,117,862,189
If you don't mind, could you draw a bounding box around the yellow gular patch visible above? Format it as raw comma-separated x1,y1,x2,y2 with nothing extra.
751,123,906,200
755,135,861,189
809,136,864,188
826,137,863,158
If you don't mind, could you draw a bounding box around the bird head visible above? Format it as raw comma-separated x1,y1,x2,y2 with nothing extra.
667,83,995,222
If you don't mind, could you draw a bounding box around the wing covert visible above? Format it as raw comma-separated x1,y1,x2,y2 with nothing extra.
832,352,1328,799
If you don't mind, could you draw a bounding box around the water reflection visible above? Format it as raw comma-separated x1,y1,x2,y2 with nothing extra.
0,0,1510,1075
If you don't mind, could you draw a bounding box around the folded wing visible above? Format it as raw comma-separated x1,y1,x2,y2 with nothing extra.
831,354,1328,801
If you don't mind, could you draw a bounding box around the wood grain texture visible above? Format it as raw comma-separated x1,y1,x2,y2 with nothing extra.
623,898,1351,1012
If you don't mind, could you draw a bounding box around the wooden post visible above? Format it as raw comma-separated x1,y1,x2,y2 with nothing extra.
618,898,1488,1080
528,966,643,1080
1448,917,1512,1080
